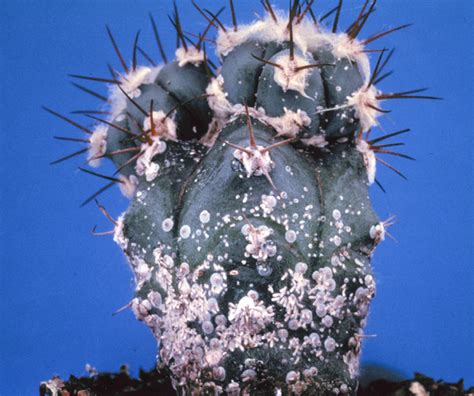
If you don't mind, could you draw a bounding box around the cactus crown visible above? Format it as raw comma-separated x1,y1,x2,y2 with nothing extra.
48,1,439,395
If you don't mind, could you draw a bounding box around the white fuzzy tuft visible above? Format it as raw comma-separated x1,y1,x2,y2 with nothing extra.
347,85,381,132
234,145,274,179
260,107,312,139
143,111,177,141
119,174,138,199
205,75,236,121
87,125,108,167
175,47,205,67
369,222,386,245
203,75,246,145
408,382,429,396
216,11,326,57
113,214,128,250
356,139,376,185
328,34,370,82
216,18,275,57
40,378,64,396
108,65,162,119
272,54,313,98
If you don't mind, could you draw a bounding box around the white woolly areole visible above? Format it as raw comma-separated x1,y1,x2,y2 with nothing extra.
409,382,429,396
88,125,108,168
119,174,139,199
262,107,311,138
216,11,326,57
215,11,370,80
143,111,177,141
330,34,370,82
205,75,234,120
202,75,239,146
347,85,381,131
40,378,64,396
234,146,274,179
369,222,386,245
272,54,312,97
113,214,128,250
175,47,205,67
108,65,162,118
135,136,167,182
356,139,376,185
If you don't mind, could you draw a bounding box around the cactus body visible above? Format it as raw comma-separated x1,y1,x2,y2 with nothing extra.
49,2,438,394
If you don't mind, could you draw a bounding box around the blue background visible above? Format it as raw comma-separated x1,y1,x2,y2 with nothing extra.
1,0,472,394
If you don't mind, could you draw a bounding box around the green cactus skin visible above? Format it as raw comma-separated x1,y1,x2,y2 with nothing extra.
117,118,379,394
48,2,439,395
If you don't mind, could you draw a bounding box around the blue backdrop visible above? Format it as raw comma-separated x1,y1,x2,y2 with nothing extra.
1,0,473,394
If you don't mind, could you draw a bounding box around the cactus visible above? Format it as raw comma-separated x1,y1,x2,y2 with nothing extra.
48,1,439,395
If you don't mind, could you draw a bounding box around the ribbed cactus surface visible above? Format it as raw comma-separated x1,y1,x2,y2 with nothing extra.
49,1,439,394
